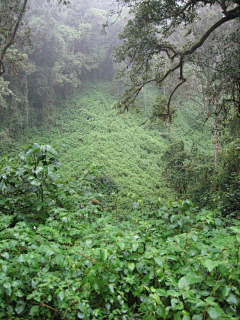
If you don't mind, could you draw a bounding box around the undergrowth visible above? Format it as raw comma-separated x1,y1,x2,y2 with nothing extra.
0,144,239,319
9,81,213,210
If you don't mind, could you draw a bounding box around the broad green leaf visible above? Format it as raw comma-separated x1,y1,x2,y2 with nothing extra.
45,248,54,257
207,307,224,319
186,273,204,285
167,290,181,297
117,241,125,250
109,284,114,293
205,297,216,304
171,298,183,310
222,285,231,297
17,255,25,263
176,265,190,274
154,256,163,266
102,249,108,261
2,265,8,272
214,218,222,226
29,305,39,316
196,300,206,307
182,311,191,320
202,260,220,272
128,262,135,272
178,276,189,289
132,243,138,251
155,288,167,296
93,283,99,292
1,252,9,259
34,166,43,175
226,293,238,305
153,293,161,305
53,254,64,267
58,291,65,301
15,302,25,315
27,294,34,300
15,290,24,297
86,239,92,247
3,282,11,289
192,235,198,242
7,305,14,314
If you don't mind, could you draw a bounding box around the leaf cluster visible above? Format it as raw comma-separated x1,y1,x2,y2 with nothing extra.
0,169,240,319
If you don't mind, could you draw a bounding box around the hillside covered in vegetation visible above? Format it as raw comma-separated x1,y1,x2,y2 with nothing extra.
0,0,239,319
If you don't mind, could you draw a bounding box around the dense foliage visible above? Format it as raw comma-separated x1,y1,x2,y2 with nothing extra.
0,0,121,138
0,145,240,319
0,2,239,318
112,0,240,123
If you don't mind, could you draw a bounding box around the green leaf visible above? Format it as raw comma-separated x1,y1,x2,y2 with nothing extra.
2,265,7,273
17,255,25,263
156,288,167,296
195,300,206,307
15,302,25,315
15,290,24,297
117,240,125,250
154,256,163,266
132,243,138,251
3,282,12,296
1,252,9,259
53,254,64,267
186,273,204,285
202,260,220,272
171,298,183,310
178,276,189,289
153,293,161,305
192,235,198,242
222,285,231,297
182,311,191,320
226,293,238,305
58,291,65,301
29,305,39,316
128,262,135,272
102,249,108,261
45,248,54,257
207,307,224,319
109,284,114,294
3,282,11,289
86,239,92,247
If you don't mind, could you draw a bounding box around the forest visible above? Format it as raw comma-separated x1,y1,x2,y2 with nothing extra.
0,0,239,319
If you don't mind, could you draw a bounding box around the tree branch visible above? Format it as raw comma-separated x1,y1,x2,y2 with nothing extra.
0,0,28,76
167,77,186,115
181,6,240,56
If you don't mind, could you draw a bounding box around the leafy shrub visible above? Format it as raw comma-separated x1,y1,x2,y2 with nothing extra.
0,173,240,320
0,143,107,225
0,143,71,223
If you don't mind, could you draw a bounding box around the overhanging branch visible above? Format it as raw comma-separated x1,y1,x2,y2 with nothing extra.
0,0,28,76
181,6,240,56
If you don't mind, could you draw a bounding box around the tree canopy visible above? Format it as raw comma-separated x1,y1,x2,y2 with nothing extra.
112,0,240,122
0,0,69,76
0,0,121,135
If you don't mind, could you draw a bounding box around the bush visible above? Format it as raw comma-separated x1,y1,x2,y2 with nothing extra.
0,145,240,319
